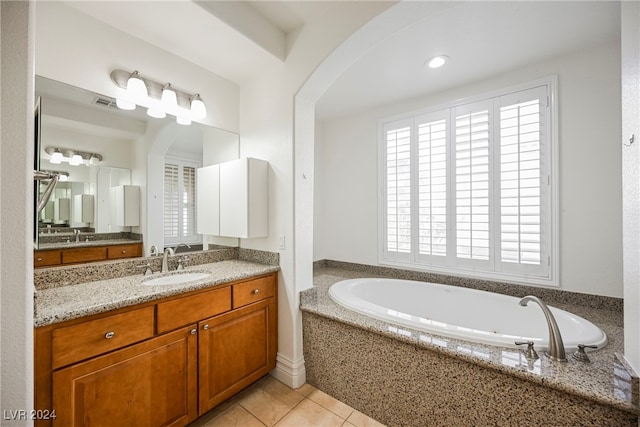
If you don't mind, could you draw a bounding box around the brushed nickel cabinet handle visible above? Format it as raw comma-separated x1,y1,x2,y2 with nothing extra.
105,331,115,339
190,328,197,335
252,289,259,295
37,257,43,261
203,324,209,330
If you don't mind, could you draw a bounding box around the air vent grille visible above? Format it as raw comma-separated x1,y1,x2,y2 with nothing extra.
93,97,117,108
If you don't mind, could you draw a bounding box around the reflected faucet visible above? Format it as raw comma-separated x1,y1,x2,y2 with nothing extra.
161,244,192,273
74,229,80,243
161,248,175,273
519,295,567,362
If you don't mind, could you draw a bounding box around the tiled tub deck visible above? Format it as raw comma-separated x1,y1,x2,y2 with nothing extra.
300,262,638,427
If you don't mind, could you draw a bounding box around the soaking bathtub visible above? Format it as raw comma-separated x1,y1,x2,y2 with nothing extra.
328,278,607,352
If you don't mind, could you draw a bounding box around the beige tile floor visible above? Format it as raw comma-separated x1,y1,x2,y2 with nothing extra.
189,375,387,427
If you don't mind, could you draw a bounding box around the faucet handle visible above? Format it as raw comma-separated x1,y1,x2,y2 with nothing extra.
136,263,153,276
572,344,597,363
515,341,539,360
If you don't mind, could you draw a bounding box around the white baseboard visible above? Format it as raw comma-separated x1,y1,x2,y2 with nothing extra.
270,353,306,389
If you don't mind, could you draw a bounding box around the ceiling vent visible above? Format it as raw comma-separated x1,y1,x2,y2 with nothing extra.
93,97,117,109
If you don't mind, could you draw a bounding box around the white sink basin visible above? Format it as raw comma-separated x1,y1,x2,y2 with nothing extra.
142,272,210,286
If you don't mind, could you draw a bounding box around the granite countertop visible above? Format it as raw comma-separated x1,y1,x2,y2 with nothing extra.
38,238,142,250
34,260,279,328
301,266,638,415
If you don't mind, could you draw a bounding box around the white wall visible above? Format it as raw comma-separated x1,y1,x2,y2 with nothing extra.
316,41,623,298
621,1,640,375
239,2,392,386
0,1,35,424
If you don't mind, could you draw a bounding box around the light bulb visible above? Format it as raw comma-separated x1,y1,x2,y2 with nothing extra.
161,83,178,115
426,55,449,69
176,116,191,125
116,98,136,110
126,71,148,103
70,153,83,166
50,149,63,164
190,94,206,119
89,154,99,165
147,107,166,119
58,175,68,182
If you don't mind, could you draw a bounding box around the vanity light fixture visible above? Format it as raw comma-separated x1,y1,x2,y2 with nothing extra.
425,55,449,69
44,147,103,166
110,69,207,125
126,70,148,102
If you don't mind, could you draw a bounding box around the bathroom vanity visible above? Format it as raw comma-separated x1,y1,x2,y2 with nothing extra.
34,261,278,427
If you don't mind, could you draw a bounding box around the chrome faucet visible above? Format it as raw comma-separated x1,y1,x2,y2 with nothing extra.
161,244,191,273
74,229,80,243
519,295,567,362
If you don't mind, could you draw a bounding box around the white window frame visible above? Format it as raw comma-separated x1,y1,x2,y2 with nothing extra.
378,76,559,287
164,156,201,246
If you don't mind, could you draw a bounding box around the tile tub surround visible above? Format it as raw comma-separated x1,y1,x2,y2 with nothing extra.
300,266,638,426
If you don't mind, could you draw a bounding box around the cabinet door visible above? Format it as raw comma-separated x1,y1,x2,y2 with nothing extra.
198,298,277,414
53,325,198,427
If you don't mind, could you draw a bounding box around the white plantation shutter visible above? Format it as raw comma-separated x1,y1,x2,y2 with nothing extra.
164,164,179,239
383,120,413,259
379,79,554,284
497,86,549,276
416,113,448,258
164,158,199,245
454,101,492,266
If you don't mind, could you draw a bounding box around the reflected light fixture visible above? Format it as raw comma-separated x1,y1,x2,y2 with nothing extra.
44,147,103,166
110,69,207,125
426,55,449,69
49,148,63,164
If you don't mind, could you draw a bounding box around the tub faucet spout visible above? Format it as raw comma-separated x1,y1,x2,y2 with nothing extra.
519,295,567,362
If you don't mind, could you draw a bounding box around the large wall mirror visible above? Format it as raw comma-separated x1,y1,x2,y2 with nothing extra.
34,76,240,255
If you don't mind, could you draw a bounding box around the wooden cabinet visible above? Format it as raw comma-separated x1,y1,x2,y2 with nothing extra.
34,250,61,268
107,243,142,260
34,242,142,268
35,272,277,427
198,298,276,414
53,325,197,427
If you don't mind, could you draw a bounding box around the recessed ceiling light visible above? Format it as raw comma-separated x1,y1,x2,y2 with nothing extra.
426,55,449,69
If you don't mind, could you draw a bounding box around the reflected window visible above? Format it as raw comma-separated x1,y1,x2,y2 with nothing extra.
164,157,198,245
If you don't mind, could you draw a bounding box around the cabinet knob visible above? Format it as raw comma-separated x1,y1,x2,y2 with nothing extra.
252,289,260,295
121,250,127,254
37,257,43,262
190,328,197,335
203,324,209,330
105,331,115,339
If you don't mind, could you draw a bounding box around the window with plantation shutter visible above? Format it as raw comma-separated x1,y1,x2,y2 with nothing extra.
383,120,412,259
164,158,199,245
379,78,557,285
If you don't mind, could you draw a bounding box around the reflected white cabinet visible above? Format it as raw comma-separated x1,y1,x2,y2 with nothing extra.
54,198,70,222
197,164,220,236
111,185,140,227
73,194,95,224
197,158,268,239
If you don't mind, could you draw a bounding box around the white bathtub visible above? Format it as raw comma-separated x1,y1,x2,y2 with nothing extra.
328,278,607,352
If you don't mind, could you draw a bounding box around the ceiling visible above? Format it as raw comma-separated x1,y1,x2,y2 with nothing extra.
63,1,621,122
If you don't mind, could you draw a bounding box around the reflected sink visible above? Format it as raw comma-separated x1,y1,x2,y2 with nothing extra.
142,272,211,286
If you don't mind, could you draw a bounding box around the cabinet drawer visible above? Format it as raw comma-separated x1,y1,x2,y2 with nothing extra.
233,275,275,309
34,250,61,268
61,247,107,264
157,286,231,334
107,243,142,259
52,306,154,369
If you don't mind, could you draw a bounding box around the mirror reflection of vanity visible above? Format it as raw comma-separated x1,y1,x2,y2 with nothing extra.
34,76,240,267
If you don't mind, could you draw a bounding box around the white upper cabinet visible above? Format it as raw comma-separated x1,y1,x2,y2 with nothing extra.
197,157,268,239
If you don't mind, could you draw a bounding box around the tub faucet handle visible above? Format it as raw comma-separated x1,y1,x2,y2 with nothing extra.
572,344,597,363
515,340,539,360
